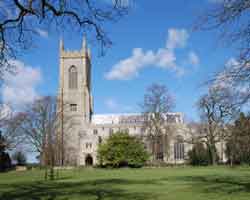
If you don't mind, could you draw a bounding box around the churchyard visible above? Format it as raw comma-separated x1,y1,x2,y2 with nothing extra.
0,166,250,200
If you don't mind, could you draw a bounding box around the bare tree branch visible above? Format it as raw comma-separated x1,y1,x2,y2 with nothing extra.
196,0,250,108
140,83,176,162
196,86,239,165
0,0,131,77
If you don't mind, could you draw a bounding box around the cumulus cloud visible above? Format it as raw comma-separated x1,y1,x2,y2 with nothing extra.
212,58,243,90
208,0,223,3
0,104,12,122
36,28,49,38
105,28,198,80
188,51,200,66
2,60,42,110
105,98,133,112
0,1,17,19
105,48,181,80
112,0,131,7
105,98,119,110
166,28,189,50
225,57,239,68
104,0,133,7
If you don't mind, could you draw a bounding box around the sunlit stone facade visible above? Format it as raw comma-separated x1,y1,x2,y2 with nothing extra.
58,38,192,166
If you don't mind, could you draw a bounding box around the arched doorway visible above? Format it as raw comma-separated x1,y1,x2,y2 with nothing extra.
85,154,93,166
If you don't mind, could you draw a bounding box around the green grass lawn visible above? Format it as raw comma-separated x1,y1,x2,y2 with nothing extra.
0,166,250,200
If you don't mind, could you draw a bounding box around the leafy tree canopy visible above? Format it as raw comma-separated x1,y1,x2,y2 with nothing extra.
98,132,149,168
226,112,250,165
12,151,26,166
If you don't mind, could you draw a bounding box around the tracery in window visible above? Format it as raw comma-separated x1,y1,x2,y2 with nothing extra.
69,65,78,89
174,135,185,160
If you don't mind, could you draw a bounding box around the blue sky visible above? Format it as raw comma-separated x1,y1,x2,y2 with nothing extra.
2,0,237,122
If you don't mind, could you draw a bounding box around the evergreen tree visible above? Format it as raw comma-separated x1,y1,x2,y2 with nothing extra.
12,151,27,166
0,132,11,171
226,113,250,165
98,132,149,168
188,142,210,166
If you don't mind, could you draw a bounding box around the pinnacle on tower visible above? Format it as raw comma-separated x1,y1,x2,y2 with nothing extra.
88,48,91,59
82,35,87,52
60,38,64,51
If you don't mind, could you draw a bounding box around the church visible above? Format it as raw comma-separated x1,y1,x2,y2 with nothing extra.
57,37,192,166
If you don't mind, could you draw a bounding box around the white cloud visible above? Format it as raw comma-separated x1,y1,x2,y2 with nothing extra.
188,51,200,66
2,60,42,110
105,98,133,112
105,98,119,110
212,57,250,111
0,104,12,122
226,57,239,68
166,28,189,50
105,28,196,80
0,1,17,19
36,28,49,38
105,48,179,80
208,0,223,3
212,58,241,90
104,0,133,7
112,0,131,7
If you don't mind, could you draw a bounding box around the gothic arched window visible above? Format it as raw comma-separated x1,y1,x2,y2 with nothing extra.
69,65,78,89
174,135,185,160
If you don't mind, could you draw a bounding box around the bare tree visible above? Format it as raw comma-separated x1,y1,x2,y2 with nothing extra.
0,103,25,151
0,0,131,77
140,83,175,162
15,96,72,168
196,0,250,108
21,96,69,164
197,86,238,165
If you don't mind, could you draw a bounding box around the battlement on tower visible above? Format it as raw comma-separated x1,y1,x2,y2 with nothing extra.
60,49,90,59
59,36,91,59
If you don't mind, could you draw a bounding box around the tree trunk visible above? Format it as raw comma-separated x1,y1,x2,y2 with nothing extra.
210,145,217,165
153,138,157,161
49,166,54,180
230,155,233,167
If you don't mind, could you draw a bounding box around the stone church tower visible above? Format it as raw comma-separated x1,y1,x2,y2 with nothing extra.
58,36,93,123
57,36,93,165
56,37,194,167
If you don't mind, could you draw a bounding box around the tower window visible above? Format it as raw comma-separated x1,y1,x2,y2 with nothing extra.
93,129,98,135
70,104,77,111
69,65,78,89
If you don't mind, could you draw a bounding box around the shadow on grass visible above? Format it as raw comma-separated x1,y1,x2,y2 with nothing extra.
2,171,250,199
173,175,250,194
0,178,157,200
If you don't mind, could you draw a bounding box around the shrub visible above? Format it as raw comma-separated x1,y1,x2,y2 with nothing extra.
187,142,210,166
12,151,27,166
0,133,12,172
98,132,149,168
0,152,11,172
225,113,250,165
